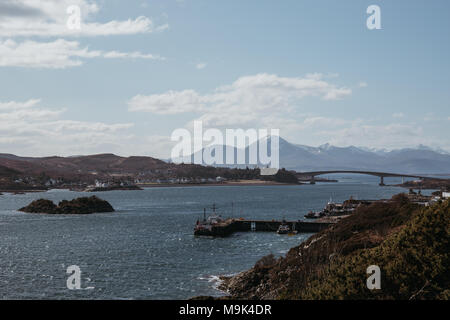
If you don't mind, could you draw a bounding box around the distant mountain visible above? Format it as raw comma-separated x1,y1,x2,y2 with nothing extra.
175,137,450,174
0,153,169,180
1,138,449,180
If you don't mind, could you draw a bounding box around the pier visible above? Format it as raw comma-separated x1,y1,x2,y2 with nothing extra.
194,219,333,237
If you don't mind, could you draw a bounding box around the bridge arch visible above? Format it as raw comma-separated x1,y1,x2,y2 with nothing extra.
295,170,427,186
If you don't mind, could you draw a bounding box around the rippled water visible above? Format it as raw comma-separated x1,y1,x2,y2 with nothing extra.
0,179,409,299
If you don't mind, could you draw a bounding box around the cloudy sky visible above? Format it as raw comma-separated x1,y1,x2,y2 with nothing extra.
1,0,449,158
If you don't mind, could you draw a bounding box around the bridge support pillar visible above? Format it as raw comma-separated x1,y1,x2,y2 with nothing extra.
310,176,316,185
379,176,385,186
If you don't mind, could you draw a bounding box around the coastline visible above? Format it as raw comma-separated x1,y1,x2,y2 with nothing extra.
0,189,47,194
1,183,445,299
137,180,299,188
395,178,450,190
202,195,449,300
0,180,299,195
1,179,410,194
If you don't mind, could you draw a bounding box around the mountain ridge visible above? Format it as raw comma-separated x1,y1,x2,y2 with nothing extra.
172,137,450,174
1,138,450,176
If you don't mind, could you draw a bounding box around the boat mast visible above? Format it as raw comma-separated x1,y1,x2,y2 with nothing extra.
231,202,234,218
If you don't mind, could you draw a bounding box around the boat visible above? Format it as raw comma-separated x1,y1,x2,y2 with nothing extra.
305,210,324,219
194,204,228,236
277,221,291,234
304,196,366,219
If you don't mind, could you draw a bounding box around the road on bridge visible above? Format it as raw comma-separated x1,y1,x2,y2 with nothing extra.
295,170,436,186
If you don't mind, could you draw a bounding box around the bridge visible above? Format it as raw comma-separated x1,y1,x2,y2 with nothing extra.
295,170,434,186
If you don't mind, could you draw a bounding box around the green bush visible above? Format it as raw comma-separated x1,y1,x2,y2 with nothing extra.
299,200,449,300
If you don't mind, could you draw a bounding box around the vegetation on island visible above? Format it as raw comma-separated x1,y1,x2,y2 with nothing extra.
19,196,114,214
261,168,299,184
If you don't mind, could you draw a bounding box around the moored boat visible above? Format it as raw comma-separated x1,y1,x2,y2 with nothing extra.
277,221,291,234
194,204,228,236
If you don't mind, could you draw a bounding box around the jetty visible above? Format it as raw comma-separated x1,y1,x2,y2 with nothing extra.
194,218,332,237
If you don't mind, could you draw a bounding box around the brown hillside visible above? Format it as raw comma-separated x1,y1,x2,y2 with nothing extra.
0,153,169,179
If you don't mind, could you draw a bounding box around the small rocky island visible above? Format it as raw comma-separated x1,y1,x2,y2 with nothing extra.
19,196,114,214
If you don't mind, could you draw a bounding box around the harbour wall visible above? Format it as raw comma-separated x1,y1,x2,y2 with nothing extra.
194,219,333,237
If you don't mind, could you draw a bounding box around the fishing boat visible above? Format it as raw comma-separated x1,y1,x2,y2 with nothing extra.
194,204,227,236
277,220,291,234
305,196,364,219
305,210,324,219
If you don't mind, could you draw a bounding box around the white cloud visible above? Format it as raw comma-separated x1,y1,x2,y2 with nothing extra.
358,81,368,88
2,99,446,158
129,90,205,114
127,73,450,154
0,98,41,110
0,99,139,156
102,51,165,60
196,62,207,70
128,73,352,127
299,116,350,129
315,122,432,150
322,87,352,100
392,112,404,118
0,39,163,68
0,0,167,37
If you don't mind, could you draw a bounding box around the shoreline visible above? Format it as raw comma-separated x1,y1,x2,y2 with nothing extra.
1,180,411,194
0,181,298,194
0,189,47,194
137,180,298,188
395,179,450,190
201,195,449,300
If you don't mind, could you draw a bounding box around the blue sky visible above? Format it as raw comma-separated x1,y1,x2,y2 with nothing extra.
0,0,449,157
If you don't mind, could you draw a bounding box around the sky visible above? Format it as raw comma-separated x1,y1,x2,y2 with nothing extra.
0,0,449,158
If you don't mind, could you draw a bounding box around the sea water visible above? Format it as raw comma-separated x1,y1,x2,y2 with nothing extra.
0,178,412,299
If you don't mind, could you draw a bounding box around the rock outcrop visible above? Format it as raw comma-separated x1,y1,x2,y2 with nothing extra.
19,196,114,214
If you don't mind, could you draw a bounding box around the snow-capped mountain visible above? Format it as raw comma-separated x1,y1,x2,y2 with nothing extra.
178,136,450,174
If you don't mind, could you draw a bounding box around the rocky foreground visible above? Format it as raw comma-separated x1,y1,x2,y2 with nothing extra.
215,194,449,300
19,196,114,214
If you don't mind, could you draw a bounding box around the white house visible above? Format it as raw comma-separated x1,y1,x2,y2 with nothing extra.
442,192,450,199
